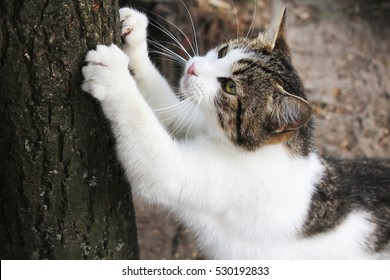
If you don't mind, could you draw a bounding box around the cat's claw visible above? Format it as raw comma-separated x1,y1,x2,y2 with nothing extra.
81,44,131,101
119,8,148,47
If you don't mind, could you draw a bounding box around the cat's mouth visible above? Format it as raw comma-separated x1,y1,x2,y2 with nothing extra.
181,74,191,89
180,74,202,101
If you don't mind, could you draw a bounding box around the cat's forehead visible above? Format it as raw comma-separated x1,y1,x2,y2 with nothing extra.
220,38,275,77
216,37,275,72
225,37,272,53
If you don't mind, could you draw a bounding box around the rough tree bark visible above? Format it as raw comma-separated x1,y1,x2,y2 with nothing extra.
0,0,139,259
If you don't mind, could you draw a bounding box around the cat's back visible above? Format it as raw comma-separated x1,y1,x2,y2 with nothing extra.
329,158,390,217
304,157,390,257
333,158,390,254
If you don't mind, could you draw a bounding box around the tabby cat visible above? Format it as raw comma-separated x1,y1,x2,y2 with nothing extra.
81,7,390,259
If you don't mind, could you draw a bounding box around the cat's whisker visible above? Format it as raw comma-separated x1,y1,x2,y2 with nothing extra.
159,99,196,123
148,49,186,66
176,96,200,134
152,96,195,112
221,35,230,46
148,55,184,67
144,85,189,101
160,108,189,123
148,48,184,61
150,56,185,66
184,98,202,140
150,39,188,56
148,21,192,60
148,39,187,64
246,0,257,39
179,0,199,56
169,99,198,137
230,0,240,39
148,14,195,58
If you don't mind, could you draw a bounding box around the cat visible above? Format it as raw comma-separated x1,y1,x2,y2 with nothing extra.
81,7,390,259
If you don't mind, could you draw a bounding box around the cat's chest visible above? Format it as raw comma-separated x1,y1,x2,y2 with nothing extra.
184,147,329,259
183,142,324,233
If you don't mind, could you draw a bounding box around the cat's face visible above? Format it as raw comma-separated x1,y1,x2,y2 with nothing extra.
180,10,312,151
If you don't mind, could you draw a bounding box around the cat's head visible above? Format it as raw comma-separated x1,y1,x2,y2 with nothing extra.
180,9,312,152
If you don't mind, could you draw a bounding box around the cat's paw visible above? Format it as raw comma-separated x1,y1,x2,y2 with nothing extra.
119,8,148,47
81,44,131,101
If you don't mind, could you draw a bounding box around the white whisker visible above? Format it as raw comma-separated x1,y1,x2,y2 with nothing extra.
149,56,185,66
148,22,192,59
170,99,198,137
153,96,195,112
148,48,185,61
230,0,240,39
179,0,199,56
177,103,200,138
148,39,187,64
148,14,195,58
184,98,202,140
148,49,186,65
151,39,188,55
160,99,195,123
246,0,257,39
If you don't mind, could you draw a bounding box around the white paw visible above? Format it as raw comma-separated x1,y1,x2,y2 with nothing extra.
81,44,131,101
119,7,148,47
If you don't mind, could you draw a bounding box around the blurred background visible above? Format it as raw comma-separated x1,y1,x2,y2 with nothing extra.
119,0,390,259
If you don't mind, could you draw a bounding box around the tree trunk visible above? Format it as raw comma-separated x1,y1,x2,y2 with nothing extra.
0,0,139,259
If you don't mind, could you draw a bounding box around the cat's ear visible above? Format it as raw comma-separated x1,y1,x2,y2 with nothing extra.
267,8,290,56
269,84,312,135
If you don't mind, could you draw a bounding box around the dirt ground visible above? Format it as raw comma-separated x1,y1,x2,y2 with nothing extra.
129,0,390,259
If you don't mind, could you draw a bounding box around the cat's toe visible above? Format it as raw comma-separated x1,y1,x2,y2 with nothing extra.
119,7,134,22
81,44,130,101
119,8,148,45
81,79,106,101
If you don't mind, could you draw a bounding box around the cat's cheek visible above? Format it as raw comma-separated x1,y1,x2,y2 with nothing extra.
202,79,220,103
198,81,218,104
180,76,204,101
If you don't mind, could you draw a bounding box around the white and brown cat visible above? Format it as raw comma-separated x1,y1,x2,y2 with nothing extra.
81,8,390,259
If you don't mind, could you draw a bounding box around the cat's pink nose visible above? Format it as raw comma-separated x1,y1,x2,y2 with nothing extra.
187,63,198,76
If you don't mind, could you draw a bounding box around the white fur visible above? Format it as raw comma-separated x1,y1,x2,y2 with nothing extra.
81,8,383,259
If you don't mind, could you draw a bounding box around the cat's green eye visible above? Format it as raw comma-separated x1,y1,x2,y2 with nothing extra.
221,79,237,95
218,46,228,59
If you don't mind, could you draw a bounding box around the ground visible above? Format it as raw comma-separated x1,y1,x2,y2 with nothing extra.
130,0,390,259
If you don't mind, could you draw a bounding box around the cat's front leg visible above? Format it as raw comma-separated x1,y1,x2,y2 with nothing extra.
119,8,148,69
119,8,206,137
119,8,177,107
81,44,186,206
